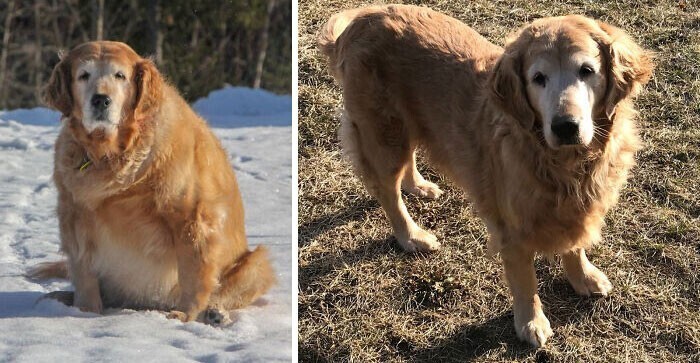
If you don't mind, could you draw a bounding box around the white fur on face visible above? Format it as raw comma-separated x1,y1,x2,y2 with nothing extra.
74,60,131,134
526,50,605,149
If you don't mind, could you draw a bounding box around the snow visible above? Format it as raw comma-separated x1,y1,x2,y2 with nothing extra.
193,86,292,128
0,88,292,362
0,108,61,127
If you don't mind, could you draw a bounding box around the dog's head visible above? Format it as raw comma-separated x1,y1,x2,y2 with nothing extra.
491,15,653,149
45,41,162,156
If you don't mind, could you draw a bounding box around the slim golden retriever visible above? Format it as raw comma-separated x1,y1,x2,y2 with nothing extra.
30,41,275,325
319,5,652,346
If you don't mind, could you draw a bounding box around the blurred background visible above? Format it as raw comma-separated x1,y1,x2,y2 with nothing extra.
0,0,291,110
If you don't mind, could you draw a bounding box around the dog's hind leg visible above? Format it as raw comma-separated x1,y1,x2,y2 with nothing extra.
562,248,612,296
401,150,443,199
339,111,440,252
168,246,274,325
209,246,276,310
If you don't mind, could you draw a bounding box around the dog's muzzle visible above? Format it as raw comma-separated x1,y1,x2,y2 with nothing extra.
91,94,111,112
550,115,581,145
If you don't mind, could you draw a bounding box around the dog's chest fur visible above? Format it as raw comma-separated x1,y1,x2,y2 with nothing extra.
56,133,181,309
91,200,179,309
486,125,638,253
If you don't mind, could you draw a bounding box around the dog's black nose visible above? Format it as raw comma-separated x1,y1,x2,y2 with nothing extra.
551,115,580,144
91,94,111,110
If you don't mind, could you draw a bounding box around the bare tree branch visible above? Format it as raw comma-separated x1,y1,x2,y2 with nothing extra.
253,0,277,89
34,0,43,102
146,0,163,64
92,0,104,40
1,0,16,109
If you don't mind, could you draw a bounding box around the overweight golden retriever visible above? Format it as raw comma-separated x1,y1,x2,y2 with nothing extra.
30,41,275,325
319,5,652,346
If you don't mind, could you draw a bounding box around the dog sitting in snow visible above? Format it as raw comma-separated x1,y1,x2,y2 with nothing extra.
30,41,275,324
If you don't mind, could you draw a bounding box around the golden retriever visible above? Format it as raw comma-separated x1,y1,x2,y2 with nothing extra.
318,5,652,346
30,41,275,325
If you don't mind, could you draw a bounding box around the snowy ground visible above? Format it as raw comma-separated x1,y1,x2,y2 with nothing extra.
0,87,292,362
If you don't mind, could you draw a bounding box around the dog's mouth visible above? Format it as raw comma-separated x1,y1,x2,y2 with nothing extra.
543,118,595,150
548,136,585,149
545,137,590,150
85,105,119,123
88,127,108,140
81,113,119,135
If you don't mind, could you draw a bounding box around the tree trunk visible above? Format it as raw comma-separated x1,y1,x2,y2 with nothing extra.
50,0,62,48
190,17,200,48
65,1,89,43
253,0,277,89
34,0,43,103
233,35,242,84
147,0,163,65
92,0,104,40
0,0,16,109
120,0,139,40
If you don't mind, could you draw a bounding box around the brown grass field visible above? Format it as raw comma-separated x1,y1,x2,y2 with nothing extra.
298,1,700,361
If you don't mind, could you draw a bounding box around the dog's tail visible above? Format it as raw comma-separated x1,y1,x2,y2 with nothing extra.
27,260,69,280
215,245,276,309
317,6,382,83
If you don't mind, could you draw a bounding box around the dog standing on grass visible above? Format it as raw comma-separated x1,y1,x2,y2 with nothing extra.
318,5,652,346
30,41,275,325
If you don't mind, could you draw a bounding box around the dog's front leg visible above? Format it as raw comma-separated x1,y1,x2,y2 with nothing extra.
68,256,103,314
501,245,552,347
57,192,103,314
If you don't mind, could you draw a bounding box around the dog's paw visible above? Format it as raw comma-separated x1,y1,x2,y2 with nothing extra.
201,308,230,326
166,310,189,322
404,180,444,200
398,228,441,252
39,290,75,306
568,265,612,297
515,313,553,347
74,294,103,314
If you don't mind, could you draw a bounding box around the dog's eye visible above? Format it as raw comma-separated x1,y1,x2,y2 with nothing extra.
532,72,547,87
78,72,90,81
115,71,126,80
579,65,595,78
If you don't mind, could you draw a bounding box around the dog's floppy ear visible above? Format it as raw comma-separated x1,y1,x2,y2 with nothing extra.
490,33,536,129
133,58,163,117
596,21,653,118
44,52,73,117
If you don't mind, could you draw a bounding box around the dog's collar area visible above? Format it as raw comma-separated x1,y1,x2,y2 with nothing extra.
78,155,92,172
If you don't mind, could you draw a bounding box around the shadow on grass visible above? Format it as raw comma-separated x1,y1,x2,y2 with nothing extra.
299,241,608,361
298,197,379,246
298,345,337,363
300,200,615,361
407,313,535,362
298,236,396,293
403,283,603,362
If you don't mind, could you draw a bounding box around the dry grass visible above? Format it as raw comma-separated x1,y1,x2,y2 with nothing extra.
298,1,700,361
